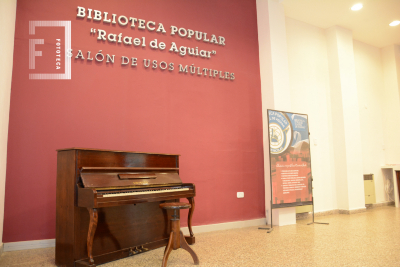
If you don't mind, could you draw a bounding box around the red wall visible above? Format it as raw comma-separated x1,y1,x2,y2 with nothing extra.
4,0,264,242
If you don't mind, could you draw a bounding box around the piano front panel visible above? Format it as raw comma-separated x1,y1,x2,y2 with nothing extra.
74,201,174,262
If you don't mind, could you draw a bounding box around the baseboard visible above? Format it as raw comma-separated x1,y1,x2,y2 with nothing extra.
366,201,395,209
4,218,266,252
315,209,340,217
4,239,55,252
181,217,266,235
296,209,339,220
339,207,366,214
0,243,4,256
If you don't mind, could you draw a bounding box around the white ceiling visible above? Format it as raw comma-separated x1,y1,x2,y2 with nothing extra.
282,0,400,48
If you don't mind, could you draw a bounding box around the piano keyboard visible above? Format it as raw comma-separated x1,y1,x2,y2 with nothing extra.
102,187,190,198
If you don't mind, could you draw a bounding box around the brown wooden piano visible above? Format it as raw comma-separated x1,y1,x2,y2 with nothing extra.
56,148,196,267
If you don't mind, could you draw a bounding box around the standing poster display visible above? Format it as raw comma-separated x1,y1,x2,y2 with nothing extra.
268,110,313,208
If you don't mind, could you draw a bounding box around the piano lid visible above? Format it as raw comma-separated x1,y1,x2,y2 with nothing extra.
80,167,182,189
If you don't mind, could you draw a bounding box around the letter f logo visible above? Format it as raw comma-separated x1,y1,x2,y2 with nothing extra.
28,21,71,80
29,39,44,69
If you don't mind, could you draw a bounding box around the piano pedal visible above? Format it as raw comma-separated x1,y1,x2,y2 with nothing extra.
139,245,149,252
129,247,137,256
129,246,148,256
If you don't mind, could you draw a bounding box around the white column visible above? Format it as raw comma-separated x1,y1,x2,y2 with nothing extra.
267,0,291,110
325,26,365,211
382,45,400,164
257,0,295,225
0,0,17,250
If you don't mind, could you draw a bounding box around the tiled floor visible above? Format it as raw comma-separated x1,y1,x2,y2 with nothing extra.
1,206,400,266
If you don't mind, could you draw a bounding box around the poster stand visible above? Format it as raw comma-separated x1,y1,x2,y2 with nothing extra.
306,130,328,226
259,110,326,232
258,199,273,233
258,112,276,233
307,177,329,226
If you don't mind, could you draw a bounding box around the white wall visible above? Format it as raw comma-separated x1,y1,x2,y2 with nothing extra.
285,18,336,212
285,17,397,211
353,41,387,203
0,0,17,247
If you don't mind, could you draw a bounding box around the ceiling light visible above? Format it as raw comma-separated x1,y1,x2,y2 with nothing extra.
389,21,400,27
351,3,363,11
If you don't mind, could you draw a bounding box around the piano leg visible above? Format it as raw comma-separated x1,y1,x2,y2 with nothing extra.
186,197,195,244
87,208,98,267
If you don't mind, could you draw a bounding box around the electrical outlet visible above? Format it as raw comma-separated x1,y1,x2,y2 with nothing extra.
237,192,244,198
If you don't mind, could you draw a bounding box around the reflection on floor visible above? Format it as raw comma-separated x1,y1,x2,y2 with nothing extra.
1,206,399,267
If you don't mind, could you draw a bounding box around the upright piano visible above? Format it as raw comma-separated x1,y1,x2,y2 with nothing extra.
56,148,196,267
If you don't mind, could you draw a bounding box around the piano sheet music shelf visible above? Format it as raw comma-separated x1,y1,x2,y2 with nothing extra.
56,148,196,267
